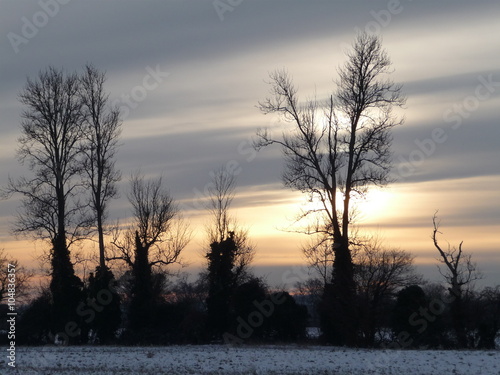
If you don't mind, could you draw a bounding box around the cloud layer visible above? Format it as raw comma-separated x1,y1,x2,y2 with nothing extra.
1,1,499,287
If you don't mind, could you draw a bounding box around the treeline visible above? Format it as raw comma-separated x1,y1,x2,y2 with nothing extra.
1,230,499,348
1,33,499,349
2,148,309,345
0,64,308,347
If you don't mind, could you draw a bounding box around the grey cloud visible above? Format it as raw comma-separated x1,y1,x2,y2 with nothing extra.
403,70,500,99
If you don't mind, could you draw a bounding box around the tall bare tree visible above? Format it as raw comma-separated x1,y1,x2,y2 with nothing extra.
432,213,481,348
256,33,405,345
80,64,121,269
206,168,254,281
4,67,89,340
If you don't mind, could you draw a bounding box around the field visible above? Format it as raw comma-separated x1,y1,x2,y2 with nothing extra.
5,345,499,375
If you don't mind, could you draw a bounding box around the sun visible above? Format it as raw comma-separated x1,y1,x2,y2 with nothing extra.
295,188,393,225
354,188,393,222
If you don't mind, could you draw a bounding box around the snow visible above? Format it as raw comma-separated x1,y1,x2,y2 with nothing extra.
7,345,500,375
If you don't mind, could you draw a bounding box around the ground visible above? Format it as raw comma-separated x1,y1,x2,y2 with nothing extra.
4,345,499,374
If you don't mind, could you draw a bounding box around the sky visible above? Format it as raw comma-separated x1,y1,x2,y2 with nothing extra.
1,0,499,288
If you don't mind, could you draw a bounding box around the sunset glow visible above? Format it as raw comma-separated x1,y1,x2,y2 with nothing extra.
1,1,499,290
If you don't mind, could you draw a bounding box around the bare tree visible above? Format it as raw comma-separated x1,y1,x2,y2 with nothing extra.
80,64,122,269
302,235,335,287
204,169,255,339
6,67,90,246
205,168,254,284
355,237,421,346
355,237,421,298
256,33,405,345
110,173,190,270
206,168,235,244
109,173,190,337
3,67,89,340
0,249,34,304
432,213,481,347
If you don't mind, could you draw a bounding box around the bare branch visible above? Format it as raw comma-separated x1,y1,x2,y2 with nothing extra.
79,63,122,268
255,33,405,259
110,173,190,270
432,212,481,295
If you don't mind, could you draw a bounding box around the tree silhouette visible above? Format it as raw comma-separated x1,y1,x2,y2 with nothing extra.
109,173,190,341
78,64,122,344
391,285,429,348
4,67,90,342
230,278,269,341
474,286,500,349
432,213,481,348
79,64,122,270
256,33,405,345
0,249,33,304
354,238,421,346
85,266,121,344
206,168,254,284
268,292,308,342
17,288,52,345
203,169,255,340
206,233,238,339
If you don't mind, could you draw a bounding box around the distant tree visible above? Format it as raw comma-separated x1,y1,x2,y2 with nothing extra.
85,266,121,344
168,274,209,344
355,238,422,346
391,285,429,348
206,233,239,340
474,286,500,349
294,277,324,328
170,273,208,308
229,278,269,341
206,168,254,284
110,173,190,341
256,33,405,345
302,236,335,287
17,288,52,345
0,249,33,304
4,67,90,342
204,169,255,340
432,213,481,348
267,292,308,342
79,64,122,270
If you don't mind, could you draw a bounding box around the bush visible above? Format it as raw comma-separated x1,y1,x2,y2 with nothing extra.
267,292,308,342
16,290,52,345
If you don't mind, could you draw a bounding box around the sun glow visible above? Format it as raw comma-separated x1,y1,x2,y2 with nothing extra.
301,188,393,222
355,188,394,223
299,188,394,225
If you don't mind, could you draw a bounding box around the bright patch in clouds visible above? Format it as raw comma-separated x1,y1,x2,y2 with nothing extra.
356,188,394,223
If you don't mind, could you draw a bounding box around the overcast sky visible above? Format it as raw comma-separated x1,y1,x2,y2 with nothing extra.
1,1,499,287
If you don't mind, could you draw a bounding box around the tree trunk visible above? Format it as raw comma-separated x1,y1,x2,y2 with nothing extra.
321,239,358,346
97,212,106,269
128,231,154,340
50,233,83,344
451,291,468,348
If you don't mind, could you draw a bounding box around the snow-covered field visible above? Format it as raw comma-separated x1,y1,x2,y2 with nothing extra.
6,345,499,375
